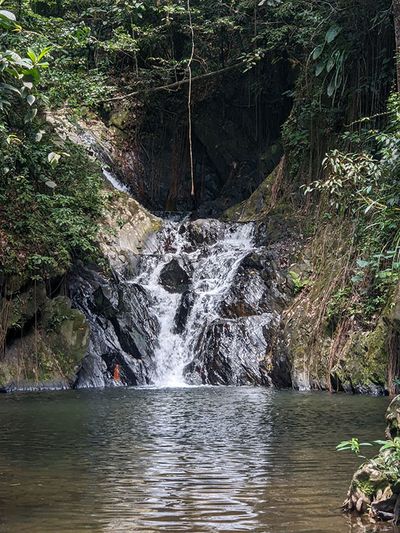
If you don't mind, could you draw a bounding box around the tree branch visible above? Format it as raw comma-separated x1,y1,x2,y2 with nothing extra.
102,62,244,103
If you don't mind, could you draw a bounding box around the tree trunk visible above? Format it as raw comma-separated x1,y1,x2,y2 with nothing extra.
394,0,400,91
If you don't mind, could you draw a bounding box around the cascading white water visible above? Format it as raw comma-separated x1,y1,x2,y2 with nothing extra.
131,219,257,387
66,123,283,389
78,130,130,193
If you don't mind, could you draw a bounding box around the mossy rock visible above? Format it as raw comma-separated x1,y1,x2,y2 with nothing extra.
386,395,400,438
223,160,281,222
1,282,47,332
42,296,89,367
100,193,162,275
333,322,388,394
344,398,400,523
0,295,89,390
108,109,130,131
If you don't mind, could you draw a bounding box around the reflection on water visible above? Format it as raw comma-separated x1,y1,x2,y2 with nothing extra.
0,387,395,532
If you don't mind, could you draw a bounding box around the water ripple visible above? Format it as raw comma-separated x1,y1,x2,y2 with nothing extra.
0,387,393,533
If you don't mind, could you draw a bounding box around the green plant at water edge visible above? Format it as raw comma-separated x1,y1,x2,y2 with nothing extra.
337,437,400,483
336,438,372,458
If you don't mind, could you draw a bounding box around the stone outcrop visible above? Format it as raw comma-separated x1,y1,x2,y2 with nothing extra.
182,243,292,386
343,395,400,524
159,258,191,293
0,191,162,392
70,215,294,389
0,286,89,392
69,193,162,388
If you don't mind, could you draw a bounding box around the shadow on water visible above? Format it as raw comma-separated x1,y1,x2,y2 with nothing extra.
0,387,395,532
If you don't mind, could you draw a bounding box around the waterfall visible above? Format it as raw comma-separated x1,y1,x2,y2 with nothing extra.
63,123,290,389
130,219,258,386
77,130,130,193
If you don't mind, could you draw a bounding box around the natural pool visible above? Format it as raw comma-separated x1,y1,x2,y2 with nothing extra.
0,387,395,532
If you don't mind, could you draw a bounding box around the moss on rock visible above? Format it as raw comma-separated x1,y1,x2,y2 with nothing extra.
99,192,162,276
344,395,400,524
0,292,89,391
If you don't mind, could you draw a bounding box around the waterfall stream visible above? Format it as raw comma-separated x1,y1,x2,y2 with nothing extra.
132,219,257,386
67,126,290,389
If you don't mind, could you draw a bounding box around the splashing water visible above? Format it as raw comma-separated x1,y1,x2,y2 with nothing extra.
132,219,256,387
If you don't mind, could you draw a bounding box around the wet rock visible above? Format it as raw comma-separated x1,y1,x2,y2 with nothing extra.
220,252,289,319
180,218,225,247
174,291,195,334
184,315,285,386
386,395,400,439
343,395,400,524
159,258,191,293
69,265,158,388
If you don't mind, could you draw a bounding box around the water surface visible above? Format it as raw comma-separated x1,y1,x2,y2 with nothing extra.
0,388,394,532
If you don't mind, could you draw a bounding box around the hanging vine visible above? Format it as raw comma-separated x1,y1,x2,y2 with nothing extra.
186,0,195,198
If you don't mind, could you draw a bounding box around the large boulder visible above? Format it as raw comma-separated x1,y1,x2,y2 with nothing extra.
386,394,400,439
0,294,89,392
99,193,162,277
159,258,191,293
69,265,158,389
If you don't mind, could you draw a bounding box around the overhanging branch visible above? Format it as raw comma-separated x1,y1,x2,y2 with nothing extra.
102,62,244,103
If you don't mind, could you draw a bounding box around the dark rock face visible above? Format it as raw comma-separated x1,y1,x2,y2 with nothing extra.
183,244,292,387
159,258,191,293
174,291,195,334
118,62,292,214
69,265,158,388
184,316,278,386
68,217,293,390
181,219,225,247
219,251,288,318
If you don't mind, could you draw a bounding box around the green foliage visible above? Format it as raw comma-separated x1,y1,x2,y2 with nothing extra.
0,5,105,280
338,437,400,484
0,130,105,278
336,437,372,458
288,270,310,294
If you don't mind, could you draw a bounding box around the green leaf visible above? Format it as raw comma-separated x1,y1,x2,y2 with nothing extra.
48,152,61,166
0,9,16,21
312,44,324,60
26,94,35,106
326,57,335,73
356,259,369,268
35,130,45,142
37,46,52,61
325,25,341,44
327,77,335,97
27,48,37,63
315,61,325,77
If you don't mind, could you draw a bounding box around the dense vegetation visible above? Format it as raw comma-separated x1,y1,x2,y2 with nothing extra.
0,6,105,280
0,0,399,385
